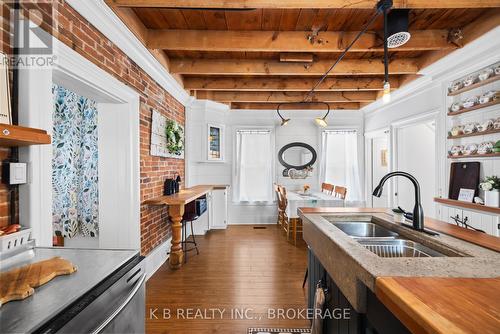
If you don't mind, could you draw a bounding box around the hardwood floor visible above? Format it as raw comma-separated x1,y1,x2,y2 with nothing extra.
146,225,309,333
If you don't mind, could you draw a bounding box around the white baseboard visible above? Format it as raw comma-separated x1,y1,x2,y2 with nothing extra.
145,237,171,280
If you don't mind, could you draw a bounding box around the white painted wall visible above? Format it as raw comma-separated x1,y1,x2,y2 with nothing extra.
186,103,364,225
395,121,436,217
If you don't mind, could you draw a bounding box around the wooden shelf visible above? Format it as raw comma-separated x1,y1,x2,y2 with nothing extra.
448,99,500,116
0,124,51,147
448,75,500,96
448,128,500,139
448,153,500,159
434,197,500,215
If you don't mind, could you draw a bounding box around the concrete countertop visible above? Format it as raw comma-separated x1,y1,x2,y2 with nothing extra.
300,210,500,312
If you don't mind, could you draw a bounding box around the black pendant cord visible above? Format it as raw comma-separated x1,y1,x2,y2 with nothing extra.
383,7,389,85
302,9,383,103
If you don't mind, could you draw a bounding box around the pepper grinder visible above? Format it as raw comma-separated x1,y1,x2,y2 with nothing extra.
175,174,181,193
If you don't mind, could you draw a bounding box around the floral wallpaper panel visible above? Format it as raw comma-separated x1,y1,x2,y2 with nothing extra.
52,84,99,238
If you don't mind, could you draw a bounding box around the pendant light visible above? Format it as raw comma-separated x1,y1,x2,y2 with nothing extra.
314,103,330,127
277,0,395,119
277,105,290,126
276,102,330,127
382,4,391,104
387,9,411,48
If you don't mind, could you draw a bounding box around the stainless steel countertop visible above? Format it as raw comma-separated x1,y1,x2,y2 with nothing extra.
0,246,139,334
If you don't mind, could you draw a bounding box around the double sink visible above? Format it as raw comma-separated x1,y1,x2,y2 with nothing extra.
332,222,447,258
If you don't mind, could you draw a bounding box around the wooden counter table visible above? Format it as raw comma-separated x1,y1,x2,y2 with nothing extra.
376,277,500,334
144,185,214,269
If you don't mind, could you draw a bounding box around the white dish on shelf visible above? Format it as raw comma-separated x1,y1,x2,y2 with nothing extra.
478,119,494,132
462,96,478,108
478,141,494,155
478,68,494,81
463,144,478,155
463,122,479,134
450,102,462,112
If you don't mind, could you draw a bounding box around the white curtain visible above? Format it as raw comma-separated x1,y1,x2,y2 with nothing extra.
321,130,362,202
233,130,274,202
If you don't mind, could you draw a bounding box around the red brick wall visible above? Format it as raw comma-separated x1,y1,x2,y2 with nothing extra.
0,1,184,255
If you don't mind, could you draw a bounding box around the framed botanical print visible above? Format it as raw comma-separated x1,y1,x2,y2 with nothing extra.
207,123,224,161
0,52,12,125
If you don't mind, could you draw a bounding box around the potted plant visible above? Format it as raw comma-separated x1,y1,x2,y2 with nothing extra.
479,175,500,207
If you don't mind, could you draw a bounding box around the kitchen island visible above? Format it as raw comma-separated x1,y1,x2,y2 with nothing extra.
299,208,500,334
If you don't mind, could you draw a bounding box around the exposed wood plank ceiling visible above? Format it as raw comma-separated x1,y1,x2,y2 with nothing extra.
106,1,500,110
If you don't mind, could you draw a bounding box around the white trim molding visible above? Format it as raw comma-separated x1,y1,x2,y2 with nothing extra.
66,0,191,106
19,35,141,249
145,237,171,280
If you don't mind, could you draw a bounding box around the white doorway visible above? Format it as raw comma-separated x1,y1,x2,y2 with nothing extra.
393,114,437,218
365,129,390,207
18,36,141,249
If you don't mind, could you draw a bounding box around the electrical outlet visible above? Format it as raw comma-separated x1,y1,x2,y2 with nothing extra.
2,162,28,185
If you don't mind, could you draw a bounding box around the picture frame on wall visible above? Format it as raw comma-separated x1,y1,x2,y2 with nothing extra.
0,52,12,125
207,123,224,161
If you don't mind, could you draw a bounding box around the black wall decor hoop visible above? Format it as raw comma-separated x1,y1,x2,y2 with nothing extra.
278,142,317,170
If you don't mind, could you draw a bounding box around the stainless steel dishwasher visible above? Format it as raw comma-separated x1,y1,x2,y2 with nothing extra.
0,244,145,334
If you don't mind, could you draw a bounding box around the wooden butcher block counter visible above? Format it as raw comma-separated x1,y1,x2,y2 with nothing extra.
376,277,500,334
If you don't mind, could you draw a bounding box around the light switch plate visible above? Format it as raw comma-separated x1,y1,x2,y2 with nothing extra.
9,162,27,185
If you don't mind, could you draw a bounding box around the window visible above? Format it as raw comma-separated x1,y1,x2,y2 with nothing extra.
320,130,362,201
233,129,274,202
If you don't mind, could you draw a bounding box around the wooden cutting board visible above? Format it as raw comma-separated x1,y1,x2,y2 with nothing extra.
0,257,77,307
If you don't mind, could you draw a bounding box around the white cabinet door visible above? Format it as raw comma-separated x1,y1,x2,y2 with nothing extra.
210,188,228,229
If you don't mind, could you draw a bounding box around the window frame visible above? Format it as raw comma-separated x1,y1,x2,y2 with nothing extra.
232,126,276,204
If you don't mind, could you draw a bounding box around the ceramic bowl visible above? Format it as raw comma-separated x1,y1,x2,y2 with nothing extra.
463,144,478,155
495,65,500,76
450,145,463,156
494,117,500,130
463,122,479,134
478,119,494,132
450,125,464,136
463,75,478,87
478,68,494,81
462,96,478,108
450,81,463,92
478,141,494,154
450,102,462,112
479,90,498,104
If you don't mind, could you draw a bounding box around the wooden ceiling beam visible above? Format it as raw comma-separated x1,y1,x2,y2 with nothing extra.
104,1,184,85
147,29,454,52
230,102,360,110
110,0,500,9
171,58,418,76
194,91,377,103
184,77,399,91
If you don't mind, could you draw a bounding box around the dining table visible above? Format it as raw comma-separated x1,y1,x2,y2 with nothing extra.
286,190,344,218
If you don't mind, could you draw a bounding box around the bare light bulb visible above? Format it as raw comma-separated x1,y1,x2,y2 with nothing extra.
382,81,391,104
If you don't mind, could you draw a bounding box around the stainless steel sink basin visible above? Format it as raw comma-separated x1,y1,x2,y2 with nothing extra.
332,222,399,239
358,239,446,258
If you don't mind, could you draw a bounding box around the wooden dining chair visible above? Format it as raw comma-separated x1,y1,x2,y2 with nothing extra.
274,184,282,226
278,186,303,246
334,186,347,201
321,183,334,195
